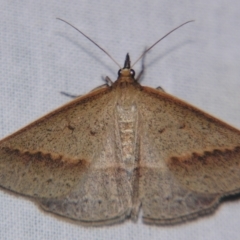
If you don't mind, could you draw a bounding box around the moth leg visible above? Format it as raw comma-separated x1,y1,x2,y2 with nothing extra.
105,76,113,86
60,91,80,98
135,69,143,82
61,78,110,99
88,77,112,92
156,86,165,92
90,83,109,92
136,48,147,82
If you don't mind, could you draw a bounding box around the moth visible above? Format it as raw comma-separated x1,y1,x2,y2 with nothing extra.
0,20,239,226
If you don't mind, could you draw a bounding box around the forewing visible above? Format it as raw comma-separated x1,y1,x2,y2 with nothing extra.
0,88,110,197
138,86,240,224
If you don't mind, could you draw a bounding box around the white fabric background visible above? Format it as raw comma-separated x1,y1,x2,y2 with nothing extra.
0,1,240,239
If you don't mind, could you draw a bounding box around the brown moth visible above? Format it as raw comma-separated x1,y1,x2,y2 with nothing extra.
0,20,240,226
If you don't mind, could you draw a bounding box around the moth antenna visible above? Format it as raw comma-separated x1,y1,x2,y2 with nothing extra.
57,18,122,69
131,20,194,68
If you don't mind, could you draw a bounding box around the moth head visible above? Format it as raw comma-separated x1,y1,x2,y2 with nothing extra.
117,53,135,79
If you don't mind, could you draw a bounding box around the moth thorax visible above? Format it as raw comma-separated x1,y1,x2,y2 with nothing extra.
116,104,138,171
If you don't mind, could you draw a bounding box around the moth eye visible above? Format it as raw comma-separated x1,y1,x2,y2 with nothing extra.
130,69,135,77
118,69,121,76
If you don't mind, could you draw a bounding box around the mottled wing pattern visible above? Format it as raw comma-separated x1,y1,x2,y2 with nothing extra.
0,87,132,224
138,86,240,224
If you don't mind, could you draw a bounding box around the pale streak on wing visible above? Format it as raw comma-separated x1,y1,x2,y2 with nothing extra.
138,86,240,224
